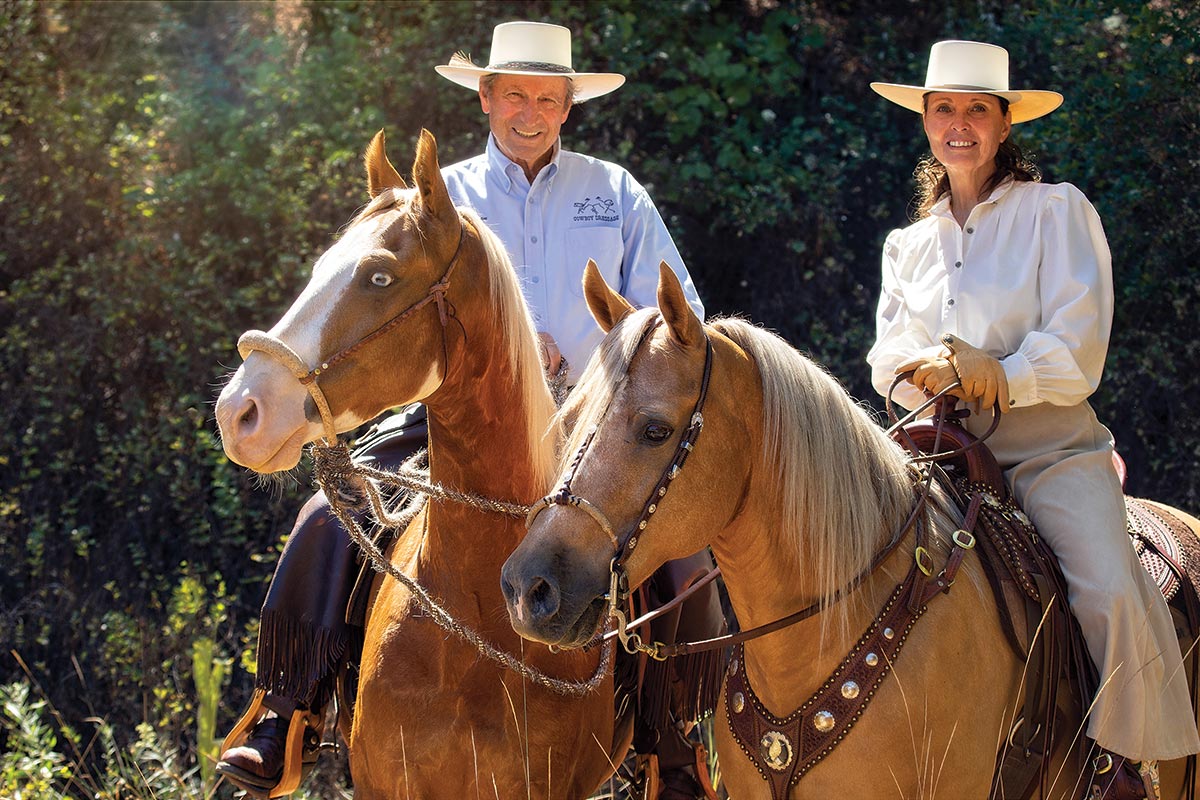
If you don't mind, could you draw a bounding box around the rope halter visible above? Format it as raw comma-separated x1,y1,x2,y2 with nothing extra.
236,222,465,445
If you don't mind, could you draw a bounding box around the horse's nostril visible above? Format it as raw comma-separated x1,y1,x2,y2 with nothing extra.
239,399,258,429
528,577,559,619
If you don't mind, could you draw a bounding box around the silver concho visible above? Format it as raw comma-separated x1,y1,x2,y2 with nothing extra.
865,652,879,667
813,710,836,733
731,692,745,714
729,657,739,675
759,730,794,771
841,680,860,700
883,627,895,640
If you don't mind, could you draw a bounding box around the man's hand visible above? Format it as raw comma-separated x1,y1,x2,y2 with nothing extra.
940,333,1010,412
537,331,562,378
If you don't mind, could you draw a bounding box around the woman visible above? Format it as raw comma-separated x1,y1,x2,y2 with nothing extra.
866,40,1199,798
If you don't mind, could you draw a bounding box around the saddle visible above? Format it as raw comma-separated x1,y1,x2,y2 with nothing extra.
897,416,1200,799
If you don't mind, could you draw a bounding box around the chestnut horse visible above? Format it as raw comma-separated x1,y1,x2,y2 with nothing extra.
215,130,622,798
501,262,1200,798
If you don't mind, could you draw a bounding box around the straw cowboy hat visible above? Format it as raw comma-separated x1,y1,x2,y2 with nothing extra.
871,40,1063,123
435,21,625,103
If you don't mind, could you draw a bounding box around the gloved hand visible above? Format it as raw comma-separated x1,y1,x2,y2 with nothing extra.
894,354,961,400
940,333,1011,413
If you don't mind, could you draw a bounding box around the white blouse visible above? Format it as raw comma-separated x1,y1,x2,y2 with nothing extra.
867,179,1114,412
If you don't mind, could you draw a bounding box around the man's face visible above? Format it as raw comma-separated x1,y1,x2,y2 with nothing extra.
480,73,572,175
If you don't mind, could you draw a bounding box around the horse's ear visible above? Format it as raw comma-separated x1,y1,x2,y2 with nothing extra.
412,128,454,220
365,130,407,197
584,259,633,333
657,261,704,348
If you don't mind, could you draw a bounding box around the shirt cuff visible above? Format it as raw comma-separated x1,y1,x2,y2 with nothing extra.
1000,352,1036,408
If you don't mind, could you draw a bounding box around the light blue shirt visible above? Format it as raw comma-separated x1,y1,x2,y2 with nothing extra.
443,134,704,383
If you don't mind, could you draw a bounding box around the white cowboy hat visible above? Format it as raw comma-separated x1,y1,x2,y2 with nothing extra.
871,40,1063,123
435,21,625,103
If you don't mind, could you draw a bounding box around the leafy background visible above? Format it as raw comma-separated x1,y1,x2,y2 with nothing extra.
1,0,1197,796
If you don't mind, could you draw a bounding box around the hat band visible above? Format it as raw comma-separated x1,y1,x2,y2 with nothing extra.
486,60,575,74
927,83,1006,92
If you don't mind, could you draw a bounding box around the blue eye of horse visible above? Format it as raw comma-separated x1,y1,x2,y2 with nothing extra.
642,422,673,443
370,272,394,287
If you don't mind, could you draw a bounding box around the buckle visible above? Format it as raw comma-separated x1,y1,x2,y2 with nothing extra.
915,546,934,577
1093,753,1114,774
951,529,976,549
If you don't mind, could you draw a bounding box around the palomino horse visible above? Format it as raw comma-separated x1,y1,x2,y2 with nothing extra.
501,262,1200,798
215,130,622,798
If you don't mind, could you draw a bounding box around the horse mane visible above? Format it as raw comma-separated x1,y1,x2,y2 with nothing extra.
708,317,923,631
460,206,559,492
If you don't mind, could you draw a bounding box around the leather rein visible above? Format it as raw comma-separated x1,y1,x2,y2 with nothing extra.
526,324,985,662
236,218,465,445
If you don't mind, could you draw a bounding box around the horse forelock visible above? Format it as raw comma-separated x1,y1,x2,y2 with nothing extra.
708,317,921,633
555,308,660,463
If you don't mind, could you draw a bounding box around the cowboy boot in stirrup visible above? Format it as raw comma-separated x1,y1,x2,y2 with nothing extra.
1086,751,1159,800
216,690,322,798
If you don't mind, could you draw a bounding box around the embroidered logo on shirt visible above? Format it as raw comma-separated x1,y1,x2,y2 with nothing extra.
573,196,619,223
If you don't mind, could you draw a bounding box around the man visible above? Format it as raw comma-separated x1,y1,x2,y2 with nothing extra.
217,21,717,799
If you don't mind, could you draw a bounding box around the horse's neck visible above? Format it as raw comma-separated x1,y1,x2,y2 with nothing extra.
419,331,549,578
712,496,914,716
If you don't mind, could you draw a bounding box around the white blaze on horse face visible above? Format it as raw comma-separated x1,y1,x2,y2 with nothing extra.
216,221,381,472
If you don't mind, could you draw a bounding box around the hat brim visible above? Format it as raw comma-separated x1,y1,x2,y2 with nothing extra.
435,65,626,103
870,81,1063,123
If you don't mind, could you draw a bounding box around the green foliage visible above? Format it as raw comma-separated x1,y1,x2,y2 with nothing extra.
1,0,1197,796
1,681,72,799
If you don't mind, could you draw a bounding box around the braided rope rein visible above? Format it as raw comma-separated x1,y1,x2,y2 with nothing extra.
311,440,613,697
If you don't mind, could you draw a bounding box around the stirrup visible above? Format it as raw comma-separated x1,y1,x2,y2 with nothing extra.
219,688,323,798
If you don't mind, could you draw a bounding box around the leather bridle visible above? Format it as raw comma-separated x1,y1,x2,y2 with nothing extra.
525,317,715,658
236,220,465,445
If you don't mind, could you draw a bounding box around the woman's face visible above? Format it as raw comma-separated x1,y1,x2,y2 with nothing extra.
922,93,1012,183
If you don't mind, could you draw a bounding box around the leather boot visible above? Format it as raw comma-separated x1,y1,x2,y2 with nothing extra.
216,713,290,796
1086,751,1157,800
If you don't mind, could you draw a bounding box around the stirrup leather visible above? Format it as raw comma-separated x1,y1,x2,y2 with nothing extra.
220,688,322,798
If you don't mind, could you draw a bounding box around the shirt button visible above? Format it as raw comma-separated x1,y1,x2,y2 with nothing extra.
947,299,955,306
954,261,962,268
531,235,538,243
965,227,974,234
531,276,540,284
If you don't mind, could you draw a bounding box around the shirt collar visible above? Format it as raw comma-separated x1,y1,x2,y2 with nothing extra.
929,176,1017,219
486,134,562,193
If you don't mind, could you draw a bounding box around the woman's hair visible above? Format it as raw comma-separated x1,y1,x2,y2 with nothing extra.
912,96,1041,219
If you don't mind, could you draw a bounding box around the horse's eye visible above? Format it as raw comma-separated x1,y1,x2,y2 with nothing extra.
370,272,394,287
642,422,674,443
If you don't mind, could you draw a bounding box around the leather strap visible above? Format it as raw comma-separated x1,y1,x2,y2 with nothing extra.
724,578,927,799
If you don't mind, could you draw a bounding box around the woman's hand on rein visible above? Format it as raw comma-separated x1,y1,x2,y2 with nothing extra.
940,334,1011,413
897,355,963,400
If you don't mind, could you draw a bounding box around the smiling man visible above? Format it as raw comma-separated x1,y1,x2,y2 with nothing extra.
435,20,702,384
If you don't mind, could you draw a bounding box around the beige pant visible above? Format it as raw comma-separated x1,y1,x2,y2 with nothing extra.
965,401,1200,761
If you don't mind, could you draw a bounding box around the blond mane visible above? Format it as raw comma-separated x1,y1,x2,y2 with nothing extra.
563,310,933,634
709,318,920,622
